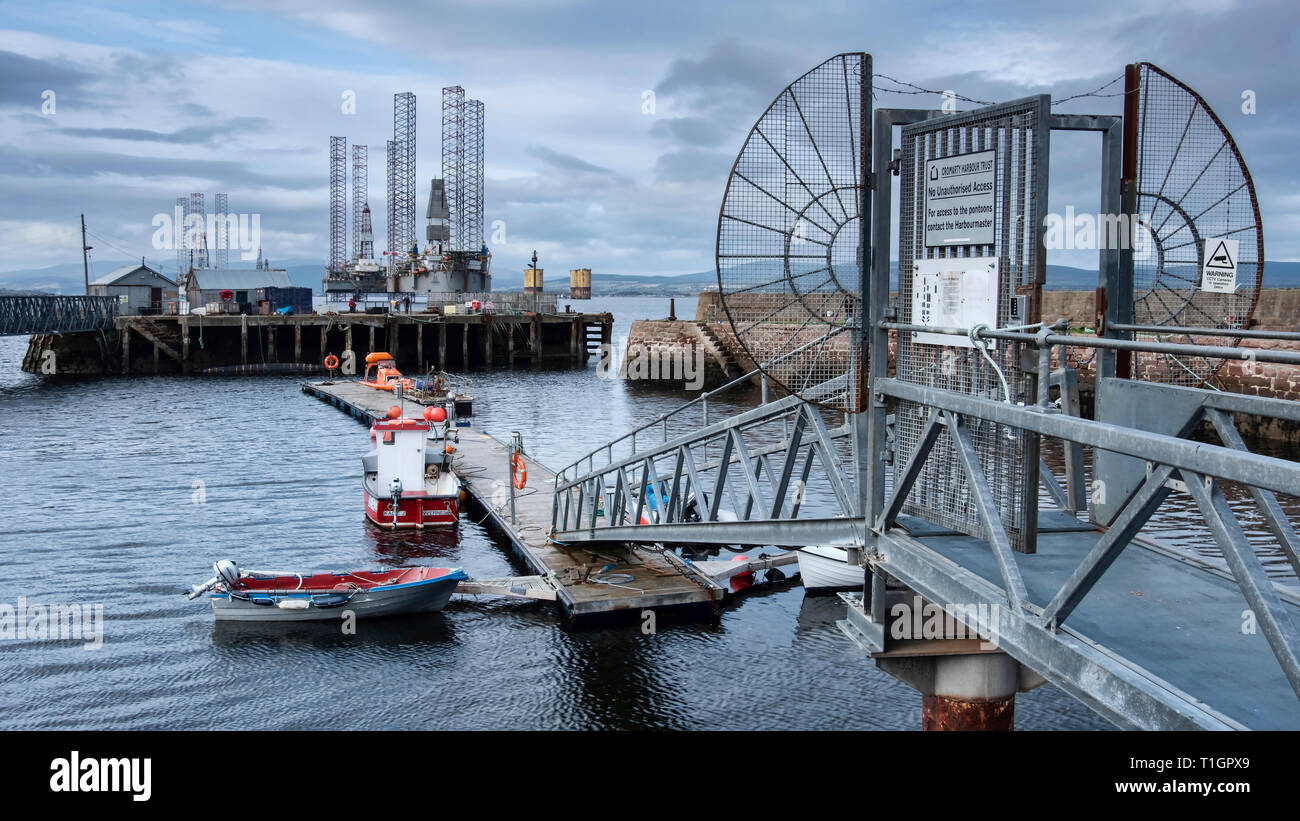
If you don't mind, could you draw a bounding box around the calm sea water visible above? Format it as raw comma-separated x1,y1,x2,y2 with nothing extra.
0,295,1288,731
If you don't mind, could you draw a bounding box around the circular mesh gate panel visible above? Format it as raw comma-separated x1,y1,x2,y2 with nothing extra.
715,53,868,413
1131,62,1264,386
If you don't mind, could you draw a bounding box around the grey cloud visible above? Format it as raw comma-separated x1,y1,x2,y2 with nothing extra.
653,148,734,184
56,116,275,144
649,116,724,148
528,146,622,178
0,145,320,191
0,50,96,108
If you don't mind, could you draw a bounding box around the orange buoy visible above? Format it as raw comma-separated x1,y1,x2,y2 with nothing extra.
387,406,401,419
444,445,455,454
423,406,448,423
512,452,527,489
323,353,339,370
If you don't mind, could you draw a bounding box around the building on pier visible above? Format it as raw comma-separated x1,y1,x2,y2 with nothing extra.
88,263,176,315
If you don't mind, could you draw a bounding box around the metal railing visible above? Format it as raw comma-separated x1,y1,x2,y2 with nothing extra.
556,332,847,485
859,318,1300,727
0,295,119,336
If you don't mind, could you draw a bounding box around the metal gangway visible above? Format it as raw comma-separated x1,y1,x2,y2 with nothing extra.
0,294,119,336
548,55,1300,730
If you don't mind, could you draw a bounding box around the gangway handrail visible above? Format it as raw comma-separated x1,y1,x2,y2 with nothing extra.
868,374,1300,714
881,320,1300,366
558,326,851,483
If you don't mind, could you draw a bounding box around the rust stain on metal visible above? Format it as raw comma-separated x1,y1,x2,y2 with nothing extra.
922,694,1015,731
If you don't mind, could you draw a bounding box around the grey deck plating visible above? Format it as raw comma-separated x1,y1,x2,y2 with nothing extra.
898,527,1300,730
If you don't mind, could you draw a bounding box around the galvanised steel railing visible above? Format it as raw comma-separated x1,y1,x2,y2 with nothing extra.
0,295,119,336
551,374,862,548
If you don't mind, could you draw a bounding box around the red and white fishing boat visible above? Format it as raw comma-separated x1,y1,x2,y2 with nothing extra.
363,404,462,529
186,560,467,621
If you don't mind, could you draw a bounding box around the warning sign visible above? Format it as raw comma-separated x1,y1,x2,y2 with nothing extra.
1200,237,1239,293
924,149,996,248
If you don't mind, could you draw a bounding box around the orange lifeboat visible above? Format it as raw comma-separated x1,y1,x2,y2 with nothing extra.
359,352,415,391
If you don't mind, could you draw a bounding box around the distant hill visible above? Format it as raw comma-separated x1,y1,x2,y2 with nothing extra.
6,259,1300,295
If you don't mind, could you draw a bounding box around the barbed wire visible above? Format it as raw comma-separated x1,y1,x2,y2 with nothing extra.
1052,73,1125,106
872,73,993,106
869,72,1126,110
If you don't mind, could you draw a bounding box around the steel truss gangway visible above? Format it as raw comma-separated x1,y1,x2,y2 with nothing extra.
0,294,119,336
551,54,1300,730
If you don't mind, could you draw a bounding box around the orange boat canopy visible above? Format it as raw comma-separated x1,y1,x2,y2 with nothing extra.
365,351,394,365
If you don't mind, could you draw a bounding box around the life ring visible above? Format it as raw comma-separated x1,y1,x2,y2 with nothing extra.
324,354,340,370
511,452,527,489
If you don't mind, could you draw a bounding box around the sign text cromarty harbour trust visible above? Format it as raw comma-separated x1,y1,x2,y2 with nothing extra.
924,149,997,247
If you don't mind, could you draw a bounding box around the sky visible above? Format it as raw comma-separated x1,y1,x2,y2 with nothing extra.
0,0,1297,280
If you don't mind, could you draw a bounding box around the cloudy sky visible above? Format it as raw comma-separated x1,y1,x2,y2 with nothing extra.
1,0,1296,280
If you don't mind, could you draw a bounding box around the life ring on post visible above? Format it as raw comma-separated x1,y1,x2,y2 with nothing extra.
511,452,527,489
324,354,340,371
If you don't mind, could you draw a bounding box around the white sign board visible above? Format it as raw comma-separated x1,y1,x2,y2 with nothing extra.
911,257,1000,348
1201,237,1239,293
924,149,997,248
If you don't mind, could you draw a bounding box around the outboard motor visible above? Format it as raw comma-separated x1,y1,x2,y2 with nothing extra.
185,559,242,600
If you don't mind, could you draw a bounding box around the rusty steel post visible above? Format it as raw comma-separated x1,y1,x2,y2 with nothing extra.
921,653,1019,731
922,694,1015,731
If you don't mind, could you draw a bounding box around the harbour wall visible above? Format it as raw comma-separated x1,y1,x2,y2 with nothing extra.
626,290,1300,441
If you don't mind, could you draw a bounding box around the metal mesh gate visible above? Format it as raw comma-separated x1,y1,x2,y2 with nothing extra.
894,96,1051,551
1130,62,1264,387
715,53,869,414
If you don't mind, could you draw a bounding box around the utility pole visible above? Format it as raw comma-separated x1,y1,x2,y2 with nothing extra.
80,214,92,294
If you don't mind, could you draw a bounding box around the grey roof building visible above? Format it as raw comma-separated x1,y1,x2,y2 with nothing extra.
87,262,176,314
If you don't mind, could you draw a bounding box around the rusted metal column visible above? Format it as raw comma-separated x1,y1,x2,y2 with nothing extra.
268,325,277,363
181,316,190,371
417,322,424,371
294,321,302,363
121,328,130,375
240,314,248,365
921,654,1018,731
461,320,469,369
483,315,493,367
438,320,447,370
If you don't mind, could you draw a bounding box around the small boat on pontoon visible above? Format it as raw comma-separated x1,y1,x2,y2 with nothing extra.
185,560,468,621
364,404,462,529
796,544,865,592
359,351,414,392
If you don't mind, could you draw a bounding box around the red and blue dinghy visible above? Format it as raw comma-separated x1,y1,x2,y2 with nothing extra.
364,404,462,529
186,560,467,621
